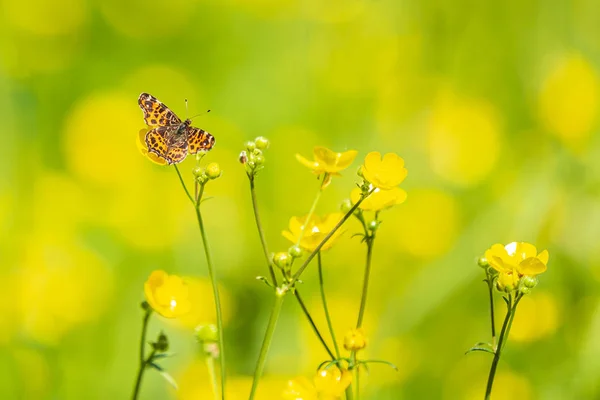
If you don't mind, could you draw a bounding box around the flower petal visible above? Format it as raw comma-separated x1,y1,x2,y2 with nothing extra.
519,257,547,276
511,242,538,261
537,249,549,265
296,153,322,173
484,244,510,272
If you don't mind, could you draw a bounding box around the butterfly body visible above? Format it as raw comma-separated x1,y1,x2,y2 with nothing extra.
138,93,215,164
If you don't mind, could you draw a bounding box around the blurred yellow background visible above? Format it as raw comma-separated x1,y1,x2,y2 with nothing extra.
1,0,599,398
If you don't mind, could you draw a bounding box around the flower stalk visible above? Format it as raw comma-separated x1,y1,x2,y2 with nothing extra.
131,307,153,400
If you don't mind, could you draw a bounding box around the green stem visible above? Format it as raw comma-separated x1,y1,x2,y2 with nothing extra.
356,236,374,328
295,176,325,247
131,308,152,400
249,290,285,400
318,252,341,359
484,293,522,400
486,274,497,349
173,165,194,204
294,290,336,360
206,355,219,400
248,177,278,286
194,201,226,400
286,190,372,290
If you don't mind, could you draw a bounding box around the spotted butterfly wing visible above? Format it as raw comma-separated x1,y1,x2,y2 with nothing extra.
138,93,181,127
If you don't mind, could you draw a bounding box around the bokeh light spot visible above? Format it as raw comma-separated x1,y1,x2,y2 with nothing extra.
427,90,502,187
538,54,599,149
392,189,461,259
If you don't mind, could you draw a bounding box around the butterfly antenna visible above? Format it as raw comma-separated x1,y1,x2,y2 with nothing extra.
185,98,189,119
189,109,211,120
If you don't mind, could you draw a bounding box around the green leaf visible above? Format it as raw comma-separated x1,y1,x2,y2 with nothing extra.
465,346,495,355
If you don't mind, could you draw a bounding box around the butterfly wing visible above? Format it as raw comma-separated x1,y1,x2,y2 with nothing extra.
187,126,215,154
138,93,182,128
145,125,188,164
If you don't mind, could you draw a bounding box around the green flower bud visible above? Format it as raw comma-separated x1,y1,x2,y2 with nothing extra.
273,252,291,269
254,154,265,165
153,331,169,352
192,166,205,178
245,141,256,151
340,199,353,213
252,148,262,156
195,324,219,343
288,245,303,258
255,136,269,150
368,220,379,231
206,162,222,179
141,300,150,311
522,276,538,289
247,161,256,170
477,257,489,268
519,286,531,295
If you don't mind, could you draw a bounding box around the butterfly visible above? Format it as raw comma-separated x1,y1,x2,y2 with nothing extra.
138,92,215,164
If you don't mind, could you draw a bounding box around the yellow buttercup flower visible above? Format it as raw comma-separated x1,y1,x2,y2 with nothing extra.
137,128,168,165
361,152,407,190
144,270,191,318
343,327,367,351
282,213,344,252
484,242,549,292
350,186,407,211
283,367,352,400
296,146,358,175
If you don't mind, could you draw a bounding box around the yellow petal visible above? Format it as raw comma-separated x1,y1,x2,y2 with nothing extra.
484,244,510,272
282,230,297,245
296,153,322,173
511,242,538,261
519,257,548,276
537,249,549,265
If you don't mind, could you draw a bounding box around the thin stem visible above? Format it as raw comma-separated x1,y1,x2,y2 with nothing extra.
294,290,336,360
502,294,523,351
131,308,152,400
318,252,341,359
355,363,360,400
295,175,325,247
356,236,374,328
206,355,220,400
249,177,278,287
486,274,497,349
286,191,372,289
194,201,226,400
173,165,194,204
249,291,285,400
485,294,520,400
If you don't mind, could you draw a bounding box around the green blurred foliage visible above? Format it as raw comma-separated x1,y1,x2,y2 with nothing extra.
1,0,600,398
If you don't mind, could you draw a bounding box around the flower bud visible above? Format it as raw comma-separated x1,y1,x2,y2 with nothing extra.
522,276,538,289
367,220,379,232
519,286,531,295
340,199,353,213
477,257,489,268
247,161,256,170
195,324,219,343
192,166,205,178
252,148,262,156
245,141,256,151
141,300,150,311
239,151,248,164
255,136,270,150
153,331,169,352
288,245,303,259
206,162,222,179
273,252,291,269
343,328,367,351
254,154,265,166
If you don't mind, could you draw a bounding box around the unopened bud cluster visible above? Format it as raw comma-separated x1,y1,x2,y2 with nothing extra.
193,162,222,184
240,136,270,177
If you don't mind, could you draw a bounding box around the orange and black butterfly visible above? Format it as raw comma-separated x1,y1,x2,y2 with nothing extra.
138,93,215,164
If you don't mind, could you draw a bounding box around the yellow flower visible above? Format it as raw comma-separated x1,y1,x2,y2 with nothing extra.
343,327,367,351
282,213,344,252
350,186,407,211
144,270,191,318
137,128,167,165
360,152,407,190
296,146,358,175
283,367,352,400
484,242,549,292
